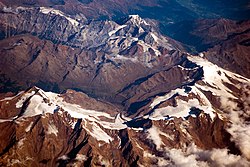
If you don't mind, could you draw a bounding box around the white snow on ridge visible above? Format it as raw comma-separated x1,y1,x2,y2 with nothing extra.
58,155,69,161
75,154,87,162
149,85,216,120
149,55,250,121
128,15,150,26
99,113,128,130
112,54,138,63
83,122,113,143
188,55,250,116
22,94,55,117
150,88,188,109
108,25,127,36
0,91,24,102
16,91,36,108
11,88,129,143
39,7,79,26
25,121,33,132
47,122,59,136
0,118,16,123
188,56,250,98
150,32,159,42
17,138,25,148
138,41,161,57
149,98,215,120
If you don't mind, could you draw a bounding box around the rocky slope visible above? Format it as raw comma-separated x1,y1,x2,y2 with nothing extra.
0,6,185,103
165,19,250,78
202,19,250,78
0,3,250,167
0,54,250,166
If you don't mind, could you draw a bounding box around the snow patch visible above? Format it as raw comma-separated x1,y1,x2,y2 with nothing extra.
128,15,150,26
99,113,128,130
150,88,188,109
75,154,87,162
83,122,113,143
150,33,159,42
0,91,24,102
25,122,33,132
108,25,127,36
188,56,250,100
159,131,175,141
22,95,55,117
138,41,161,57
7,157,33,166
17,138,25,148
130,127,144,131
150,98,215,120
16,91,36,108
58,155,69,160
47,123,58,136
11,88,129,143
40,7,79,26
112,54,138,63
0,118,15,123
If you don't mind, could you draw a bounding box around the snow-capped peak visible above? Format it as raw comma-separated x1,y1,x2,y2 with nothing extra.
39,7,79,26
127,14,150,26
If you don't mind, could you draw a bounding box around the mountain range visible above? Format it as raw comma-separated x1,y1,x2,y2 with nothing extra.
0,1,250,166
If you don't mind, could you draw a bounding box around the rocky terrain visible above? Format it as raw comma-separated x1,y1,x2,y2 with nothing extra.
0,55,250,166
165,19,250,78
0,6,185,102
0,1,250,167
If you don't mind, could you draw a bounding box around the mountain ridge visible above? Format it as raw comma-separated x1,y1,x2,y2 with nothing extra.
0,53,250,166
0,2,250,166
